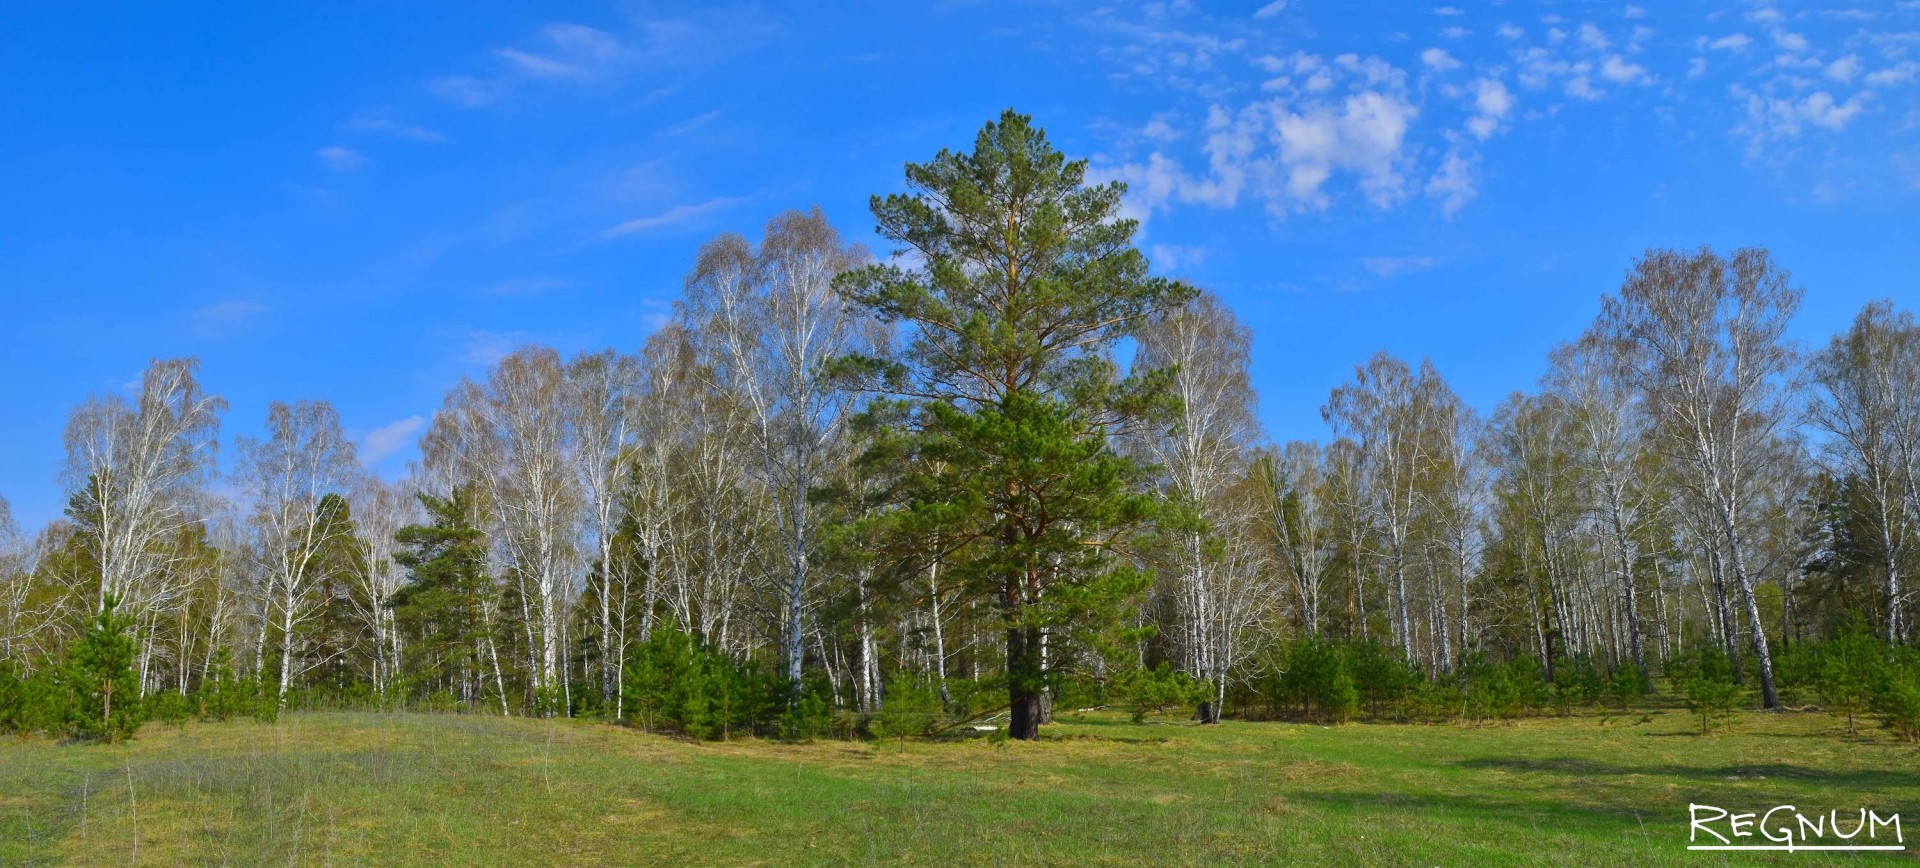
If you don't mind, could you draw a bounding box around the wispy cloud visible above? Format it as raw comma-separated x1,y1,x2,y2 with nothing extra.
317,146,367,172
665,109,723,137
497,48,590,79
1149,243,1208,271
344,111,445,143
460,329,533,365
427,75,499,108
1362,255,1438,277
484,277,578,297
360,415,425,466
190,300,268,339
593,196,746,241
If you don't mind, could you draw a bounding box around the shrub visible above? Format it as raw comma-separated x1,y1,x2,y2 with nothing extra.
1815,624,1882,735
197,649,278,724
0,662,70,737
1670,647,1741,735
621,622,784,741
148,689,193,728
1875,650,1920,742
1605,666,1645,713
1111,663,1209,724
870,678,944,750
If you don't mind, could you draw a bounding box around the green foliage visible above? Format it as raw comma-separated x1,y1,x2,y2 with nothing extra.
1458,654,1527,721
1549,656,1607,715
1876,652,1920,742
1346,640,1423,720
0,662,69,737
1261,637,1359,723
392,487,497,712
871,678,945,748
1111,663,1210,724
1669,647,1742,734
1605,665,1645,712
836,110,1195,738
65,596,144,743
197,649,278,724
148,689,193,728
1814,621,1882,734
621,622,785,741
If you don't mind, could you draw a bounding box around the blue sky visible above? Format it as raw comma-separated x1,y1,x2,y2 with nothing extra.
2,1,1917,529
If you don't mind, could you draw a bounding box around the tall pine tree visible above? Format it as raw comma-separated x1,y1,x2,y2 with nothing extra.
838,110,1194,740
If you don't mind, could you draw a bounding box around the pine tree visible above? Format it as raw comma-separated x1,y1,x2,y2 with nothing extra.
837,110,1194,739
67,594,143,743
393,488,500,711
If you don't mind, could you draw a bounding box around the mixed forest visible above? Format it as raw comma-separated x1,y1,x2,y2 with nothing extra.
4,111,1920,745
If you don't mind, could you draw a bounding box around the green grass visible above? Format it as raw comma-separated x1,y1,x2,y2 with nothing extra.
2,704,1916,865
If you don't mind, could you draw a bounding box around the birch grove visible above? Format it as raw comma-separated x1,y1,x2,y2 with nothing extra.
0,156,1913,735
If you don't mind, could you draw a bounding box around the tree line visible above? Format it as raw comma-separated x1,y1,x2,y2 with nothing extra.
3,111,1918,743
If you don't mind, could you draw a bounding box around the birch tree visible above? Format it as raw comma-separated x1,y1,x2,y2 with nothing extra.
1133,291,1263,722
1547,333,1661,682
1808,300,1919,643
1256,442,1334,636
568,350,640,704
235,400,361,702
681,208,871,688
347,474,418,692
1324,354,1449,663
61,358,224,689
484,348,583,710
62,359,224,615
1596,246,1799,709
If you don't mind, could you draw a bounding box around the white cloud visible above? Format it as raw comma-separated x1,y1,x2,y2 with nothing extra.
1864,62,1918,87
1253,1,1287,20
1440,26,1471,39
1468,78,1514,139
360,416,425,466
1271,91,1419,210
317,146,367,172
1421,48,1462,71
1737,89,1870,148
1143,115,1181,142
1497,23,1525,39
1746,8,1785,24
1432,6,1464,15
594,196,746,240
1362,255,1439,276
1149,243,1209,270
1426,151,1475,217
1708,34,1752,51
1771,29,1809,53
1601,55,1650,84
1579,24,1611,52
1825,55,1862,83
1624,5,1647,19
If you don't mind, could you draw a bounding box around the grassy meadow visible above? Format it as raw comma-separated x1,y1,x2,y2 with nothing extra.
1,705,1916,865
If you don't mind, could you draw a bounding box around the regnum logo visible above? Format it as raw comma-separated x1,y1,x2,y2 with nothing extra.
1690,804,1905,853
